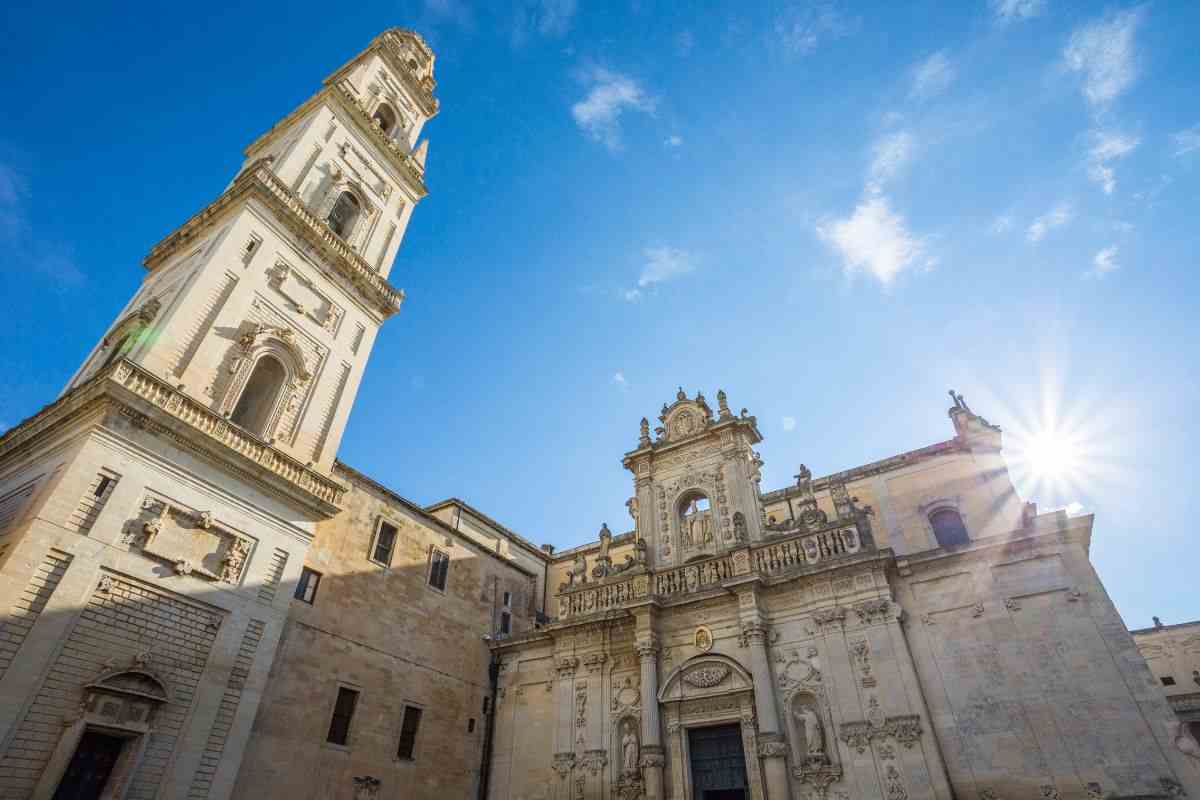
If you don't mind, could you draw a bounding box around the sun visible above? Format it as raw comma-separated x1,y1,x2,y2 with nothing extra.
1023,432,1080,480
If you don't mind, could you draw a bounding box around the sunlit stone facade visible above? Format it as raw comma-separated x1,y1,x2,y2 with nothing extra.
0,28,1196,800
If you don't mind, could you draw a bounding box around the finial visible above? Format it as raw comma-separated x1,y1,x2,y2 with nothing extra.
639,417,651,446
948,389,970,412
676,387,686,401
1154,616,1164,629
717,389,731,418
795,464,811,484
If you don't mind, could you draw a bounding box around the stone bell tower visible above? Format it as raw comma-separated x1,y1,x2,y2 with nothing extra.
622,388,766,568
0,30,437,800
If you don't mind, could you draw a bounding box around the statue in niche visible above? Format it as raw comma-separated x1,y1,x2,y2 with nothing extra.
621,722,640,775
794,702,825,757
733,512,747,541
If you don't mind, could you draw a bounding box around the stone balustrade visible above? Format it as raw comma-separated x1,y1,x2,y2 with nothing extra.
554,522,869,621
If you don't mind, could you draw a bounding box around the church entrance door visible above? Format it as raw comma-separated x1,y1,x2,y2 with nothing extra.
52,730,125,800
687,724,748,800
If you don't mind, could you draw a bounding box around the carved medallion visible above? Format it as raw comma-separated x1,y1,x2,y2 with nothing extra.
682,665,730,688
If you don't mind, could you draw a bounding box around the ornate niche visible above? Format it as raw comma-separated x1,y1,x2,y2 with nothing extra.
613,713,643,800
32,658,171,799
216,321,313,442
124,496,254,585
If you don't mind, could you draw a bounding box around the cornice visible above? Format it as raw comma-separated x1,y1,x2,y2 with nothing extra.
0,360,345,518
329,84,429,199
369,31,440,118
143,159,404,318
622,415,762,468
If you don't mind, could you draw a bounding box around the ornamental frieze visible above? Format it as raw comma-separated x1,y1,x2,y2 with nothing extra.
681,665,730,688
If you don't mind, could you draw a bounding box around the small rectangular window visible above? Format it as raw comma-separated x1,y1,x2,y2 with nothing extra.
371,521,398,566
396,705,423,760
1162,676,1177,686
467,717,476,733
502,591,512,607
482,697,490,715
499,611,512,636
326,687,359,745
429,549,450,591
66,471,119,534
295,567,322,604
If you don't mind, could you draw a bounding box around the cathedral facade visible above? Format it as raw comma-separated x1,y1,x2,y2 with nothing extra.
0,28,1195,800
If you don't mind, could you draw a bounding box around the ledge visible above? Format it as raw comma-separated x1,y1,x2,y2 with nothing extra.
143,159,405,319
0,360,345,518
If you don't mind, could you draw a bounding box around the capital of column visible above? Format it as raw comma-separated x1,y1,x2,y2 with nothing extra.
739,621,770,648
756,731,788,759
555,656,579,678
636,638,660,661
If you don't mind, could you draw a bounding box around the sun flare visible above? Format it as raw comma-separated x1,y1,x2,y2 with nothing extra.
1023,432,1080,480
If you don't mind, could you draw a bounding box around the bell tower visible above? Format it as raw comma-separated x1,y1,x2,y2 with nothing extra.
61,28,438,474
623,388,766,568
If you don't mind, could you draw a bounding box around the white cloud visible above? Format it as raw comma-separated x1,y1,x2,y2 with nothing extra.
773,2,855,56
623,288,642,303
1085,130,1139,194
612,371,629,388
571,67,655,151
868,131,914,189
782,416,797,432
638,247,694,288
1090,245,1119,277
990,0,1044,23
1026,203,1073,242
664,135,683,148
1063,9,1143,108
990,214,1014,234
817,195,924,285
0,159,86,289
1172,124,1200,157
910,52,956,100
510,0,577,45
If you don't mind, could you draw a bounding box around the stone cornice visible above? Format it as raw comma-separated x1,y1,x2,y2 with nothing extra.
143,160,404,318
622,415,762,469
0,360,345,518
329,84,429,199
369,29,440,117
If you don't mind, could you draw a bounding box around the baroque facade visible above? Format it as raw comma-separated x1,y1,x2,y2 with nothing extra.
0,27,1196,800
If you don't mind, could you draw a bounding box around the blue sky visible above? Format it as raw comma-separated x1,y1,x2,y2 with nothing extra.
1,1,1197,629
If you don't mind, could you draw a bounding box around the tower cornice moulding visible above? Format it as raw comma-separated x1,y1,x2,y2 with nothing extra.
143,160,404,318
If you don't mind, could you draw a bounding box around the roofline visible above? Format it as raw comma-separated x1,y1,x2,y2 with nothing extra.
333,462,538,578
1130,619,1200,636
425,497,551,562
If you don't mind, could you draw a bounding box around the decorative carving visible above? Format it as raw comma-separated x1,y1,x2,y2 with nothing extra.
849,639,872,683
583,653,606,673
890,715,922,747
885,765,908,800
96,575,114,594
979,790,999,800
793,701,826,757
1040,786,1060,800
795,761,843,800
620,720,640,775
972,602,985,617
556,656,579,678
352,776,381,800
220,537,251,584
580,749,607,775
552,752,575,779
639,750,665,768
757,737,788,758
694,626,714,653
1085,784,1103,800
575,686,587,727
853,599,891,626
560,552,588,591
813,607,846,632
1005,597,1021,612
839,721,873,754
1161,779,1186,798
682,665,730,688
592,523,613,578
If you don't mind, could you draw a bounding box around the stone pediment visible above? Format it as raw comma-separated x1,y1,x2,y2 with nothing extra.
657,388,714,444
658,654,754,703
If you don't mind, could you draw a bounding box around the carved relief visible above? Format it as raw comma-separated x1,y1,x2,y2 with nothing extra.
575,685,587,728
128,496,253,585
681,665,729,688
694,625,714,653
552,752,575,779
266,259,344,332
885,765,908,800
853,598,891,626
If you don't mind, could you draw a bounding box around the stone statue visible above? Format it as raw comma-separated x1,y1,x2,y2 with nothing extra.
621,725,639,774
561,552,587,590
639,417,651,446
795,704,825,756
686,501,702,545
717,389,731,418
626,496,639,523
592,523,613,578
701,515,713,544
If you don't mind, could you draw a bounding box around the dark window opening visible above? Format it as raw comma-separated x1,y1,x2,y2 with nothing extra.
372,521,398,566
295,567,322,604
502,590,512,607
396,705,422,760
326,687,359,745
482,697,490,715
1162,676,1177,686
929,508,970,548
230,355,286,437
429,549,450,591
93,476,113,498
372,104,398,134
499,611,512,636
327,191,361,239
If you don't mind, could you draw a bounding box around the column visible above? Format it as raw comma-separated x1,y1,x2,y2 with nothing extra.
743,619,791,800
637,637,665,800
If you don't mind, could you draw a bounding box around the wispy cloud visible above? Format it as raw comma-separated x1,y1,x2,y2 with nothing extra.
772,2,856,56
571,67,655,151
868,130,915,189
623,246,696,302
1089,245,1119,277
910,52,956,100
1172,124,1200,157
0,156,86,289
817,195,924,286
664,134,683,148
612,371,629,389
1063,8,1143,108
990,0,1044,23
510,0,577,46
1026,203,1073,242
990,214,1014,234
1086,130,1139,194
422,0,475,31
782,416,797,432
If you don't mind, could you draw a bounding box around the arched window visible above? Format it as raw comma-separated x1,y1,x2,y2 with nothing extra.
929,508,969,548
230,356,287,437
326,191,361,239
678,492,714,547
372,104,398,134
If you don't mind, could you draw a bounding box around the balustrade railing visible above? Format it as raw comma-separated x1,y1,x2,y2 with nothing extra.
554,522,868,620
